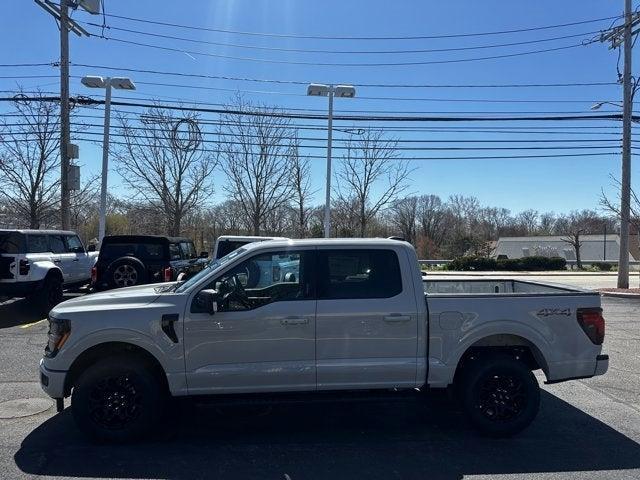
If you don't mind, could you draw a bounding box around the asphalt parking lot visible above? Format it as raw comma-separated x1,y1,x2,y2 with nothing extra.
0,292,639,480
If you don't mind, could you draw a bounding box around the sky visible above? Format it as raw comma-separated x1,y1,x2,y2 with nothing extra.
1,0,638,216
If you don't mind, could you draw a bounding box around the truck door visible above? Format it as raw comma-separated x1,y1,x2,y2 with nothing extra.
64,234,89,282
47,234,72,284
183,248,316,394
315,247,418,390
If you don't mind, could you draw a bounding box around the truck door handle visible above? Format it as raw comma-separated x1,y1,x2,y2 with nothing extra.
280,317,309,326
53,259,61,264
383,315,411,323
72,258,79,262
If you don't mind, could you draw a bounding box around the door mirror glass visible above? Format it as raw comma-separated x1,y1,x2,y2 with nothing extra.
192,289,219,315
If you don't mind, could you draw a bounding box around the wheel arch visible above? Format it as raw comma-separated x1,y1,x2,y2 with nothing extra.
452,333,550,387
64,341,169,397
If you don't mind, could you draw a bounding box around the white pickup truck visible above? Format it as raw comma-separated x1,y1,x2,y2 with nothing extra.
39,238,608,442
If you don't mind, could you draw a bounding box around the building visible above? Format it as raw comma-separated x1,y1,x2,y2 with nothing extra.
494,234,639,263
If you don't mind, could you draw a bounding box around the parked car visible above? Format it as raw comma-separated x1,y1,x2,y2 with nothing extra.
212,235,285,259
40,238,608,442
0,229,97,314
91,235,208,291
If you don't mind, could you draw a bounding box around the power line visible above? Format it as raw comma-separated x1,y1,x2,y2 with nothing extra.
82,21,601,55
7,128,624,152
69,62,619,88
0,63,55,68
92,12,621,41
95,35,586,67
64,122,625,144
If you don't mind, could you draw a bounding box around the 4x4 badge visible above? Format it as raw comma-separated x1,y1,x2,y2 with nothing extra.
537,308,571,317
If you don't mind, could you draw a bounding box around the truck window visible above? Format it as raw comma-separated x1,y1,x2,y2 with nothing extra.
65,235,84,253
0,232,23,254
215,240,249,259
48,235,67,254
179,241,196,259
102,242,164,260
169,243,182,261
317,249,402,300
27,234,49,253
209,251,308,312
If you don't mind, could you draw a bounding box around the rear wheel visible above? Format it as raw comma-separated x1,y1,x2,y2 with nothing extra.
71,356,165,443
458,353,540,437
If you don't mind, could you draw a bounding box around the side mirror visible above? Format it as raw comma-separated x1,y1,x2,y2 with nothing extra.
199,251,209,259
193,289,219,315
87,244,96,252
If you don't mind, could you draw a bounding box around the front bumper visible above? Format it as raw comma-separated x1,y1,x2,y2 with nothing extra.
39,359,67,399
594,353,609,376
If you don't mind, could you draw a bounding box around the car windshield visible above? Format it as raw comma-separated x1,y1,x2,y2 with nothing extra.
174,247,247,293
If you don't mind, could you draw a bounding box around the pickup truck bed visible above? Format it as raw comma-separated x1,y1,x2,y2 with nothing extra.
424,276,607,387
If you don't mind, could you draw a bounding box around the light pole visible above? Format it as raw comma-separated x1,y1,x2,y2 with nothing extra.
81,76,136,243
307,83,356,238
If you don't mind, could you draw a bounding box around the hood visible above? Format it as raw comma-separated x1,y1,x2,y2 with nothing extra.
50,283,166,316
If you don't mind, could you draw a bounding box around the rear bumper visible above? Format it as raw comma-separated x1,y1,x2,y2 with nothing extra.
0,280,43,297
545,353,609,384
39,359,67,399
594,354,609,376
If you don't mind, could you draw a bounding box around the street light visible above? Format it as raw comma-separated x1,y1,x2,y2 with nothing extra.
307,83,356,238
81,76,136,243
591,101,624,110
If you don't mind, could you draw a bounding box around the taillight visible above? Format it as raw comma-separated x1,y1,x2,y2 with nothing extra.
19,259,30,275
91,266,97,283
163,266,172,282
577,307,605,345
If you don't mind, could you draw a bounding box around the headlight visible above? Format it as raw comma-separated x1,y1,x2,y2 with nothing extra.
45,317,71,358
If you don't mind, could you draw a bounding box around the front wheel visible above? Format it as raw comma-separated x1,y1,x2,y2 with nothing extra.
458,353,540,437
34,274,63,316
71,356,165,443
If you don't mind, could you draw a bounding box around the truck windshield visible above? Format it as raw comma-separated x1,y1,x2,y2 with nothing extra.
174,247,246,293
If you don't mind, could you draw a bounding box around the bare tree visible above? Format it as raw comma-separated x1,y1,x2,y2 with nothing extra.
113,107,217,236
335,129,411,237
516,209,539,234
0,92,60,228
418,195,448,246
391,196,418,243
559,210,602,268
219,97,294,235
288,136,315,237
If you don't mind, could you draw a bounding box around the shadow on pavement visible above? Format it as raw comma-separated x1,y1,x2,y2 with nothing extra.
14,390,640,480
0,293,83,329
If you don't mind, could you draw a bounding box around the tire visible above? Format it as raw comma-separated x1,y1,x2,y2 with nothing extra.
458,353,540,437
71,356,166,443
107,258,147,289
35,274,63,316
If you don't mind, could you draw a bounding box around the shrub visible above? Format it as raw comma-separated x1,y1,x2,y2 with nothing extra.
591,262,616,271
447,256,566,271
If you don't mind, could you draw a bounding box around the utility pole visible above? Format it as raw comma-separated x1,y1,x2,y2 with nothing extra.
35,0,95,230
618,0,633,288
600,0,640,288
59,0,71,230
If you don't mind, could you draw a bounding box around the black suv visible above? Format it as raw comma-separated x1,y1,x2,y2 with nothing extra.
92,235,208,291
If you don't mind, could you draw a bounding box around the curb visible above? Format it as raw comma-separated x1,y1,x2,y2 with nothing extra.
598,291,640,299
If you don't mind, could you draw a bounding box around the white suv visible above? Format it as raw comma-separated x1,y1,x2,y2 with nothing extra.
0,229,98,314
